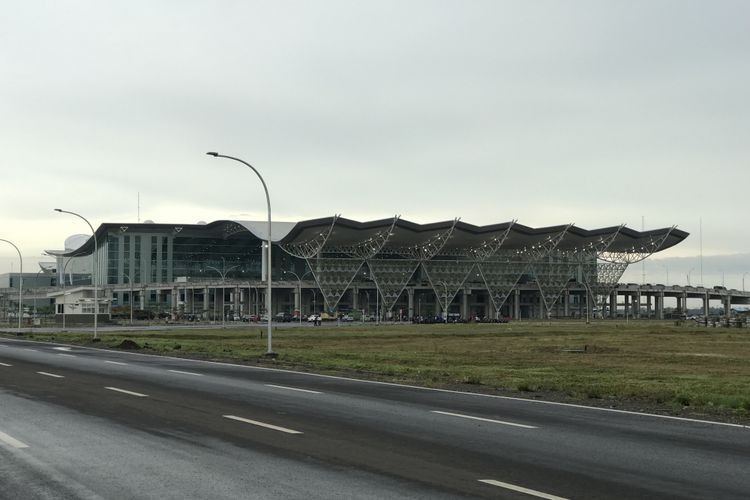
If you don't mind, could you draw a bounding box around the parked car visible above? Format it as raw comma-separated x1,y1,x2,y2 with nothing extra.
275,312,293,322
307,314,321,323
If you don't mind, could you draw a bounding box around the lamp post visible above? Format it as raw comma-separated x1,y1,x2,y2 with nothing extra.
123,272,134,325
55,209,98,340
283,268,311,324
206,258,239,328
438,281,449,324
743,272,749,292
686,268,694,287
207,152,274,355
0,238,23,333
61,256,72,331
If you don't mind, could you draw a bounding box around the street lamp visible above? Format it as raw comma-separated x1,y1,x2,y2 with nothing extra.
207,152,274,356
0,238,23,333
283,268,311,324
123,272,134,325
55,209,99,340
686,268,694,287
206,258,239,328
743,272,749,292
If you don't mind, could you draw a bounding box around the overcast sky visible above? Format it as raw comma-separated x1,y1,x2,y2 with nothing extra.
1,1,748,285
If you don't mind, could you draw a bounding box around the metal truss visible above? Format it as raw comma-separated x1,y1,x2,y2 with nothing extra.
307,256,364,311
598,226,676,264
328,216,398,260
280,215,339,259
530,259,580,317
582,261,629,312
384,218,459,260
466,221,516,260
222,222,248,238
366,259,421,312
524,223,573,262
421,260,477,310
477,260,528,314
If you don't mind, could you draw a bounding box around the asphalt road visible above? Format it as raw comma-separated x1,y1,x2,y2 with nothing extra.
1,337,748,499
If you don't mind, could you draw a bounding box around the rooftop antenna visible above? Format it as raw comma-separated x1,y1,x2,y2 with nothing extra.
699,217,703,287
641,216,646,284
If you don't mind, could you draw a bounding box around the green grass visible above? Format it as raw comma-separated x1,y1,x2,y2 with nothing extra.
12,321,750,420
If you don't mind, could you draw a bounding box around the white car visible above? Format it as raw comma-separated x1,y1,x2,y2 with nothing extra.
307,314,321,322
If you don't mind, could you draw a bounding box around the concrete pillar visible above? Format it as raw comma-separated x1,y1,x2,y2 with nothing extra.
634,291,641,319
203,286,209,317
610,291,617,318
139,288,146,310
186,287,194,314
461,290,469,320
725,295,731,318
563,290,570,318
407,288,414,319
647,295,652,318
293,287,300,316
657,292,664,320
682,292,688,316
352,286,359,311
513,289,521,320
171,287,178,319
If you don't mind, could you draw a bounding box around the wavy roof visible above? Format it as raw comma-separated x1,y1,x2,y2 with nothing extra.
55,217,688,257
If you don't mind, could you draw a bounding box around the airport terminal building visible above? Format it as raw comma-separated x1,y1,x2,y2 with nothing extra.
46,216,689,321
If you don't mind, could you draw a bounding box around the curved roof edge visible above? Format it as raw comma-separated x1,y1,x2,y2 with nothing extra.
53,217,690,257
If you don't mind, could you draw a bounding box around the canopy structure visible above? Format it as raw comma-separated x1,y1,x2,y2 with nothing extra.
280,217,687,312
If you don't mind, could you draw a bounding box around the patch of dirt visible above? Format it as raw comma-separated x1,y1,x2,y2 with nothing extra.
115,339,142,350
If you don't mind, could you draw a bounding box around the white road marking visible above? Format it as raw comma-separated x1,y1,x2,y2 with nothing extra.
23,348,38,352
479,479,568,500
52,347,71,351
0,430,29,449
57,353,76,358
168,369,203,376
0,362,12,367
104,360,128,366
433,410,537,429
223,415,303,434
105,387,148,397
265,384,321,394
37,371,64,378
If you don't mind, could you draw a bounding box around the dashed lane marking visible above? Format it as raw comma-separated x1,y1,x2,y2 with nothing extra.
223,415,303,435
478,479,568,499
37,371,64,378
168,369,203,377
432,410,537,429
265,384,322,394
105,387,148,397
0,430,29,449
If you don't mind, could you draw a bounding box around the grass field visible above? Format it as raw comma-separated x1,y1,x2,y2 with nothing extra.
11,320,750,421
